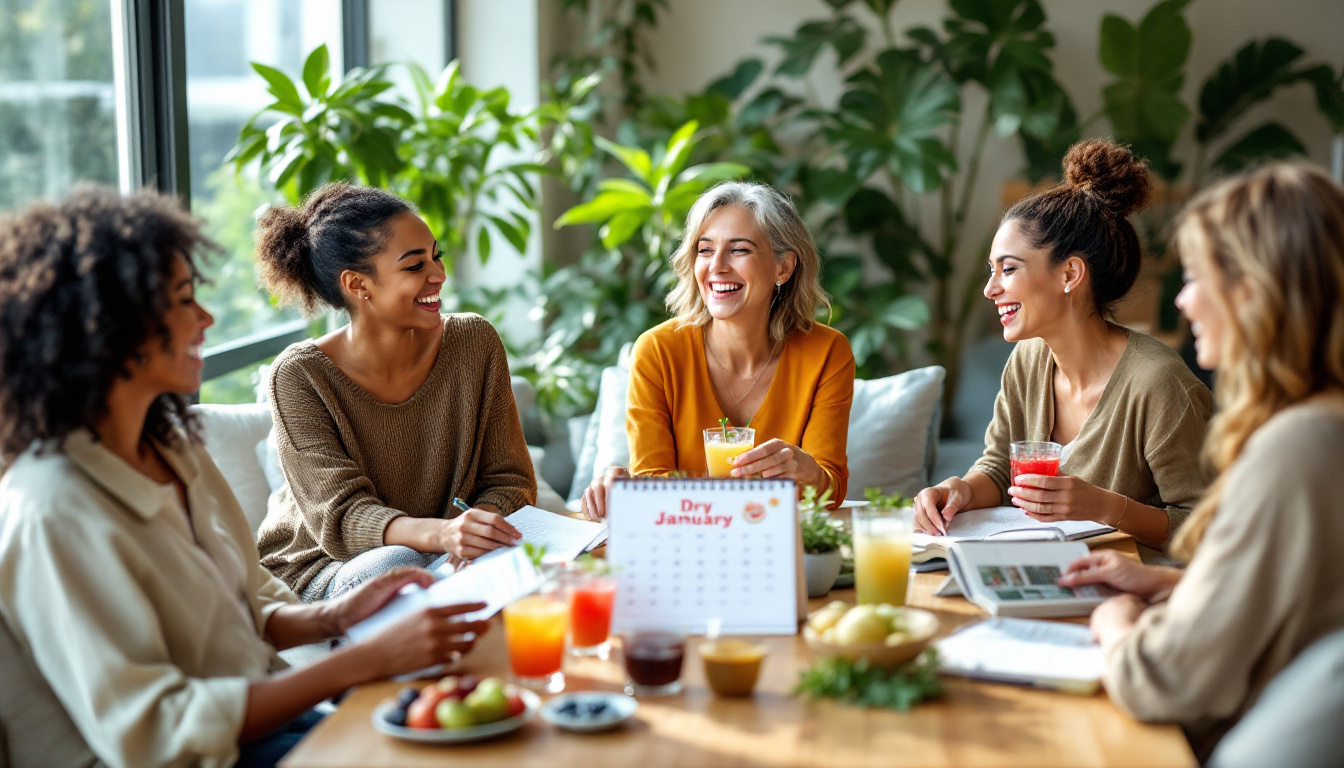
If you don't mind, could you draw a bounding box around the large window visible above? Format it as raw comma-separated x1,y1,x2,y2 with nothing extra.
0,0,119,209
185,0,342,403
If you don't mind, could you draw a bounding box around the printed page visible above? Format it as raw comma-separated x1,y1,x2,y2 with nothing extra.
953,541,1108,605
914,506,1113,550
607,478,798,635
346,546,542,642
935,617,1106,688
503,505,608,563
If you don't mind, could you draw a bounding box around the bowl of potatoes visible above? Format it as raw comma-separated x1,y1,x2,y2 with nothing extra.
803,601,940,669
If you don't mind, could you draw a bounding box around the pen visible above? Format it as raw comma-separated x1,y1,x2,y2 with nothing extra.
451,497,470,514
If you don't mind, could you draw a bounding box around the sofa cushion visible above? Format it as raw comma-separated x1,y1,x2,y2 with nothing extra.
192,404,274,536
846,366,945,499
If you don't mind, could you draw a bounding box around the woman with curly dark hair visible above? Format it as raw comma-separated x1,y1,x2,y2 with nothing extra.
0,187,491,768
252,182,536,601
913,140,1213,556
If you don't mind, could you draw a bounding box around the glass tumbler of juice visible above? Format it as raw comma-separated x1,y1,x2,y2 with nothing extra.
568,570,616,658
703,427,755,478
503,587,569,693
852,506,914,606
622,631,686,696
1009,441,1063,485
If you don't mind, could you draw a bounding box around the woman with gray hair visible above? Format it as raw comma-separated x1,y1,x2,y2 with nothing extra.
582,181,855,518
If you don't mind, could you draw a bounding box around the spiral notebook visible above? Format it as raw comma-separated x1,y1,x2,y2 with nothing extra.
606,478,801,635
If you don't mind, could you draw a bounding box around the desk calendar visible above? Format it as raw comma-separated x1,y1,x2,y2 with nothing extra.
607,478,800,635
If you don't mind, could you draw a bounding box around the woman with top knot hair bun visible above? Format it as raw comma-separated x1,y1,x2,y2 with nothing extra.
252,182,536,601
913,140,1213,558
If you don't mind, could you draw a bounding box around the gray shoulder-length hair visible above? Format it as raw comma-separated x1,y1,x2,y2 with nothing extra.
666,181,830,342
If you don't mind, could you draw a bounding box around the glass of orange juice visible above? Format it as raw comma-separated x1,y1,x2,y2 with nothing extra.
503,584,569,693
853,505,913,606
703,426,754,477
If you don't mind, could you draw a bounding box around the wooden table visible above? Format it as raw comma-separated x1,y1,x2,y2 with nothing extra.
281,534,1195,767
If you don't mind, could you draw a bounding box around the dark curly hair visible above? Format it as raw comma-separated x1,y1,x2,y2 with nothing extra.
254,182,414,315
0,185,216,462
1004,139,1154,318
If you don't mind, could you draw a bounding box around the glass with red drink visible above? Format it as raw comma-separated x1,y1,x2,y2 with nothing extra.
1009,441,1063,485
567,569,616,658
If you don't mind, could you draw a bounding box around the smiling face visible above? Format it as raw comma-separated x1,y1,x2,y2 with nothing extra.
693,205,794,328
1174,232,1237,370
346,212,445,330
133,255,214,395
984,219,1079,343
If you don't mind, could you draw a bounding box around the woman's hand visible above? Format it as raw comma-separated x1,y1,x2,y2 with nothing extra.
1007,474,1126,525
1089,594,1147,651
581,466,627,521
729,439,825,488
1058,550,1182,602
438,508,521,560
359,599,492,680
913,478,974,535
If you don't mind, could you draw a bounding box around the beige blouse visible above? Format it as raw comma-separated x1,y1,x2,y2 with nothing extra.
1104,396,1344,757
0,431,298,768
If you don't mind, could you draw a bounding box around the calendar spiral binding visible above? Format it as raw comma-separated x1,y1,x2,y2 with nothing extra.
610,477,796,492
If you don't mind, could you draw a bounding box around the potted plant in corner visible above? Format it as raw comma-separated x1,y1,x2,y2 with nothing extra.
800,486,848,598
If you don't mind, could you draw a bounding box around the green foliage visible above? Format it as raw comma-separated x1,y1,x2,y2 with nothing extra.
863,487,912,510
1098,0,1191,180
794,651,943,711
800,486,849,554
227,47,544,275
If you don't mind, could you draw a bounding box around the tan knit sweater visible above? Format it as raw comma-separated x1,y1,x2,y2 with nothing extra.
256,314,536,593
1104,395,1344,758
970,330,1212,551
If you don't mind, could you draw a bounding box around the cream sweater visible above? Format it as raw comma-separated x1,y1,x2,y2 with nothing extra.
257,314,536,593
1104,395,1344,757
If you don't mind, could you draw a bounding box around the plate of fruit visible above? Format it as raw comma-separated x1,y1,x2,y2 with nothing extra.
803,601,939,669
374,675,539,743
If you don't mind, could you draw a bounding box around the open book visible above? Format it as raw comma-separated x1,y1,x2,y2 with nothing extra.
913,505,1114,565
935,617,1106,694
945,540,1112,618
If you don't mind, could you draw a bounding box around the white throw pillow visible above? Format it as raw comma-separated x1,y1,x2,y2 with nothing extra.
193,404,274,537
528,446,569,515
845,366,945,500
590,365,631,485
256,428,284,493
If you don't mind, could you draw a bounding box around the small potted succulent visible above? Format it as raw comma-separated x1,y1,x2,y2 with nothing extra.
800,486,849,598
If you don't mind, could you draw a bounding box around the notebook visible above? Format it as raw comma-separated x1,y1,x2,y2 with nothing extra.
935,617,1106,694
944,540,1113,618
913,505,1115,566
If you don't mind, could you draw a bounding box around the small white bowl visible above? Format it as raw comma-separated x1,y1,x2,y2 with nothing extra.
540,692,638,733
372,689,539,744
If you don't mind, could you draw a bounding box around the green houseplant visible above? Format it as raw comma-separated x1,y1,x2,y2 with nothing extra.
800,486,848,597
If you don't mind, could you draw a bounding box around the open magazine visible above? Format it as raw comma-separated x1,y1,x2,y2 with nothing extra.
913,505,1115,569
945,540,1113,618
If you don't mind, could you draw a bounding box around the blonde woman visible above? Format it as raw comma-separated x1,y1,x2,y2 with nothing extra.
1059,163,1344,758
582,182,855,518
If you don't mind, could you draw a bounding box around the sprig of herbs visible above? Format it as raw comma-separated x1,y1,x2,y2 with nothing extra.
522,542,547,571
718,416,730,440
799,485,850,554
863,486,912,510
794,651,943,712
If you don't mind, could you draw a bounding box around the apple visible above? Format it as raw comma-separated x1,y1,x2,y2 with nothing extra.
505,693,527,718
407,687,450,729
435,676,469,701
457,675,480,696
465,680,510,723
436,699,476,729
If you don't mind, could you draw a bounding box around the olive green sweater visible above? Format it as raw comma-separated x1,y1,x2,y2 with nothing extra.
256,314,535,593
970,330,1212,552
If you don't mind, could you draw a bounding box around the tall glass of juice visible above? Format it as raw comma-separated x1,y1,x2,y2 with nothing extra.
1009,441,1063,485
503,585,569,693
567,569,616,658
853,505,913,606
703,427,754,478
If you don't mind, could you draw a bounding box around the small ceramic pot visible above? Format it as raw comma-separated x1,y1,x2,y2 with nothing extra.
803,549,843,598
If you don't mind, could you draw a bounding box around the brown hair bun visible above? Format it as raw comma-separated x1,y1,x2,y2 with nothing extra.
1063,139,1153,219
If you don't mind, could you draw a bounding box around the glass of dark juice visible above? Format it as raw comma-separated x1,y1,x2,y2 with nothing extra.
622,631,685,696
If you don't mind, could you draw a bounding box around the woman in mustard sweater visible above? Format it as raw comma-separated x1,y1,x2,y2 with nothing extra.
582,182,854,518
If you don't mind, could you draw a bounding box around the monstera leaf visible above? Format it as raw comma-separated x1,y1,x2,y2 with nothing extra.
1197,38,1312,144
765,16,867,77
827,48,960,193
1211,122,1307,174
1098,0,1191,180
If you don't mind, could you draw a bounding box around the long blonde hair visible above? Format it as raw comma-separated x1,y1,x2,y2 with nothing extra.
1170,164,1344,560
666,182,830,342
